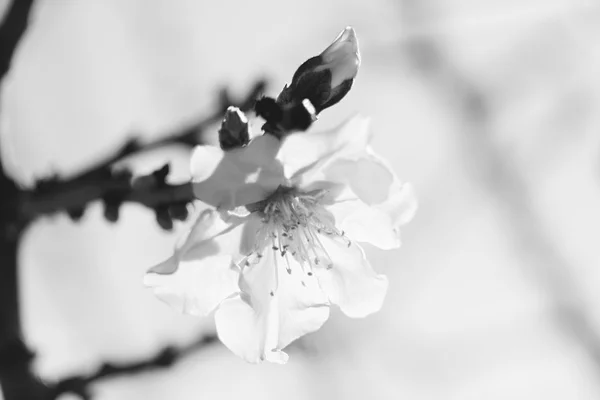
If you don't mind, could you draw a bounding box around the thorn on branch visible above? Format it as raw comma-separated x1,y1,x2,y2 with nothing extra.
151,163,170,186
169,202,189,221
155,205,173,230
66,206,86,222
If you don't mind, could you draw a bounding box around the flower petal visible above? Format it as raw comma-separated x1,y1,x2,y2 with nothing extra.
144,255,237,317
323,147,395,204
191,134,285,209
279,114,371,183
315,235,388,318
326,182,418,250
144,210,247,316
215,248,329,363
319,26,361,88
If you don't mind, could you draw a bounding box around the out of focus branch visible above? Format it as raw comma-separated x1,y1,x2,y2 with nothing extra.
18,164,194,230
84,80,266,162
16,80,266,229
0,2,50,400
49,334,218,400
0,0,33,79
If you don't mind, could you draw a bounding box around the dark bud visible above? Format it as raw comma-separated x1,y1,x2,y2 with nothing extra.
255,97,317,138
218,106,250,150
277,26,360,115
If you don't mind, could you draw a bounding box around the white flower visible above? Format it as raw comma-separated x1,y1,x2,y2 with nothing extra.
144,115,417,363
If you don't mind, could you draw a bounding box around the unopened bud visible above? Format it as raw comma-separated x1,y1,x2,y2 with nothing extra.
218,106,250,150
255,97,317,138
277,26,360,114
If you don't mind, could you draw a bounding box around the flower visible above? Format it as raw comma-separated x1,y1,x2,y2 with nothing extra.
276,26,361,114
144,114,417,364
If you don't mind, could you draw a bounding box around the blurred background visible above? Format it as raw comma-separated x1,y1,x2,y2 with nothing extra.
1,0,599,399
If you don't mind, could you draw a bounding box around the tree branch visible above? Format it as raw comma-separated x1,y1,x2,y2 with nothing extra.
0,0,33,80
0,1,49,399
14,79,267,230
48,334,218,400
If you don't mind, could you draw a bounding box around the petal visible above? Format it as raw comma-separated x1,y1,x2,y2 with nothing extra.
319,26,361,88
315,235,388,318
238,215,265,256
316,142,417,249
278,114,372,184
144,255,238,317
215,296,290,364
215,248,330,363
323,147,395,205
327,198,400,250
191,134,285,209
326,182,418,250
143,210,248,316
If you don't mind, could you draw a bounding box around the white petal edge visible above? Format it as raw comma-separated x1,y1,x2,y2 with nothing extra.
315,235,389,318
326,181,417,250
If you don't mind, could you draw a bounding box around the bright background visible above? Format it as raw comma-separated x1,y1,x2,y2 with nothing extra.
1,0,600,399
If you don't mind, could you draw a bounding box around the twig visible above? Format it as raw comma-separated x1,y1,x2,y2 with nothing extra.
48,334,218,400
14,79,267,229
0,1,51,399
0,0,34,79
82,80,266,166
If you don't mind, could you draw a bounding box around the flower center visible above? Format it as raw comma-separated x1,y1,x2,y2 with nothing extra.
242,186,350,282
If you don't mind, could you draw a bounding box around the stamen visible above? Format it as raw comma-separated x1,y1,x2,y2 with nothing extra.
246,185,347,285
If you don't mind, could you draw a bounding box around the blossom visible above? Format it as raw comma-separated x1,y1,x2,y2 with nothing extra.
277,26,361,114
144,115,417,363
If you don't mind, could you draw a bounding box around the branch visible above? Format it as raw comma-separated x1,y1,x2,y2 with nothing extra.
16,80,267,229
88,80,266,164
49,334,218,400
0,1,51,400
0,0,34,80
18,164,193,228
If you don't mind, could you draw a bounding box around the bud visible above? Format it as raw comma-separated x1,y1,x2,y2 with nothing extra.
277,26,360,114
218,106,250,150
255,97,317,138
